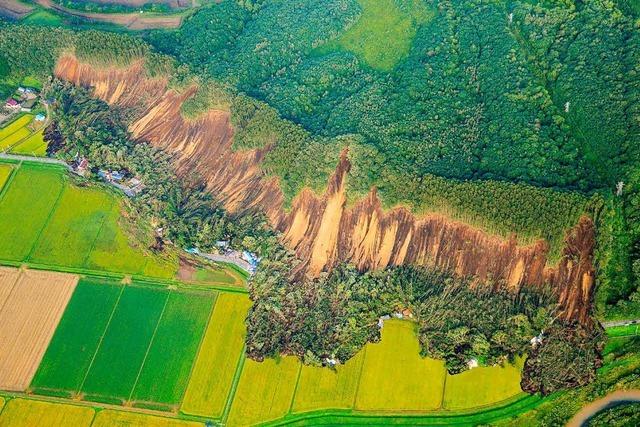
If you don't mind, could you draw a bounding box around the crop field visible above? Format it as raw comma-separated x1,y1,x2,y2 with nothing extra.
181,293,251,418
10,130,47,156
0,161,177,278
92,410,204,427
0,164,12,190
0,266,20,310
354,320,447,411
442,359,525,410
227,356,301,426
81,285,169,402
0,114,33,151
0,269,78,391
31,278,123,395
30,185,114,267
0,398,94,427
0,163,64,261
85,202,176,279
292,351,364,413
131,291,215,408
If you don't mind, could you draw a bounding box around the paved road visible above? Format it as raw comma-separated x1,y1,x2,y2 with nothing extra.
0,152,69,167
602,319,640,328
567,389,640,427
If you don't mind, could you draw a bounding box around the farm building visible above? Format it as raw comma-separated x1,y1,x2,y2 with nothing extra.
5,98,19,109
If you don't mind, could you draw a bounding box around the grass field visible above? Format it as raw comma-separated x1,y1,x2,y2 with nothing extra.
86,202,176,278
0,164,64,261
30,185,114,267
181,293,251,418
0,161,177,278
606,324,640,337
227,356,301,426
0,114,32,141
292,351,364,413
30,278,123,395
442,359,524,410
0,164,12,190
10,130,47,156
81,286,168,401
354,320,446,411
0,398,94,427
92,410,204,427
131,291,215,407
320,0,434,71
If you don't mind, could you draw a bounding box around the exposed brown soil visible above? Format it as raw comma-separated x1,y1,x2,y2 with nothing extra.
54,55,597,324
34,0,183,29
0,0,34,19
0,269,78,391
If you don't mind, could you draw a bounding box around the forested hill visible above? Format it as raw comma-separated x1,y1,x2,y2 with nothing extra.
147,0,640,193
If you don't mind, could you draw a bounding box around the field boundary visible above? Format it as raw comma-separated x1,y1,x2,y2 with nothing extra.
220,348,248,424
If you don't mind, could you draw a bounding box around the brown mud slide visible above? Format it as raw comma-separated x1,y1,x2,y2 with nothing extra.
55,55,596,324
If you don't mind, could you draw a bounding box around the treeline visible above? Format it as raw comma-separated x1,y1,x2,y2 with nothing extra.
45,79,273,253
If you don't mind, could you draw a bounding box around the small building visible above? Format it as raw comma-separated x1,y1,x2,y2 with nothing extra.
20,98,36,112
401,308,413,319
242,251,261,273
392,312,403,319
110,170,125,182
5,98,19,109
35,113,45,121
467,358,479,369
17,87,25,94
324,357,337,367
73,157,89,177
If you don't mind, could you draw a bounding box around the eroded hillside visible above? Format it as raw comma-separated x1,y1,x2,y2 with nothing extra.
55,55,596,324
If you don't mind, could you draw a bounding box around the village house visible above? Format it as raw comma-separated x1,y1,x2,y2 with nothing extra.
72,157,89,177
5,98,19,109
20,98,36,112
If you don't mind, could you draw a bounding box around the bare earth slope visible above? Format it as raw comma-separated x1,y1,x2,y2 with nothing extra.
55,55,596,324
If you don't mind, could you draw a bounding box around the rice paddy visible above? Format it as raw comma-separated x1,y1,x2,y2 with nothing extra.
0,398,94,427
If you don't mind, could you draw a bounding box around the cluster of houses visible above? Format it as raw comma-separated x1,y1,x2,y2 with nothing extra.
377,308,414,329
5,87,40,113
185,243,261,275
71,157,145,198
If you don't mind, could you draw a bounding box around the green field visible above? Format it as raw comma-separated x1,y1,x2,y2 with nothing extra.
10,130,47,156
321,0,434,71
0,161,177,278
0,163,64,260
443,359,525,410
86,202,175,278
181,293,252,418
0,115,32,140
81,285,168,401
354,320,447,411
292,351,364,413
227,356,301,426
131,291,215,407
30,185,114,267
0,164,12,189
30,278,123,395
606,324,640,337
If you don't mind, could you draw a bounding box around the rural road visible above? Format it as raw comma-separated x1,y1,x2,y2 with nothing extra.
0,152,68,167
566,389,640,427
602,319,640,328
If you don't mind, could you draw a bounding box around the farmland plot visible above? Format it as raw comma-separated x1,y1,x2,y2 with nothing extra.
30,278,123,395
292,351,364,413
354,320,446,411
0,269,78,391
0,127,30,150
92,410,204,427
0,114,32,141
10,130,47,156
0,164,64,261
181,293,251,418
81,285,168,402
30,185,114,267
442,358,524,410
227,356,301,426
0,266,20,312
0,164,13,190
131,291,215,407
0,398,94,427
